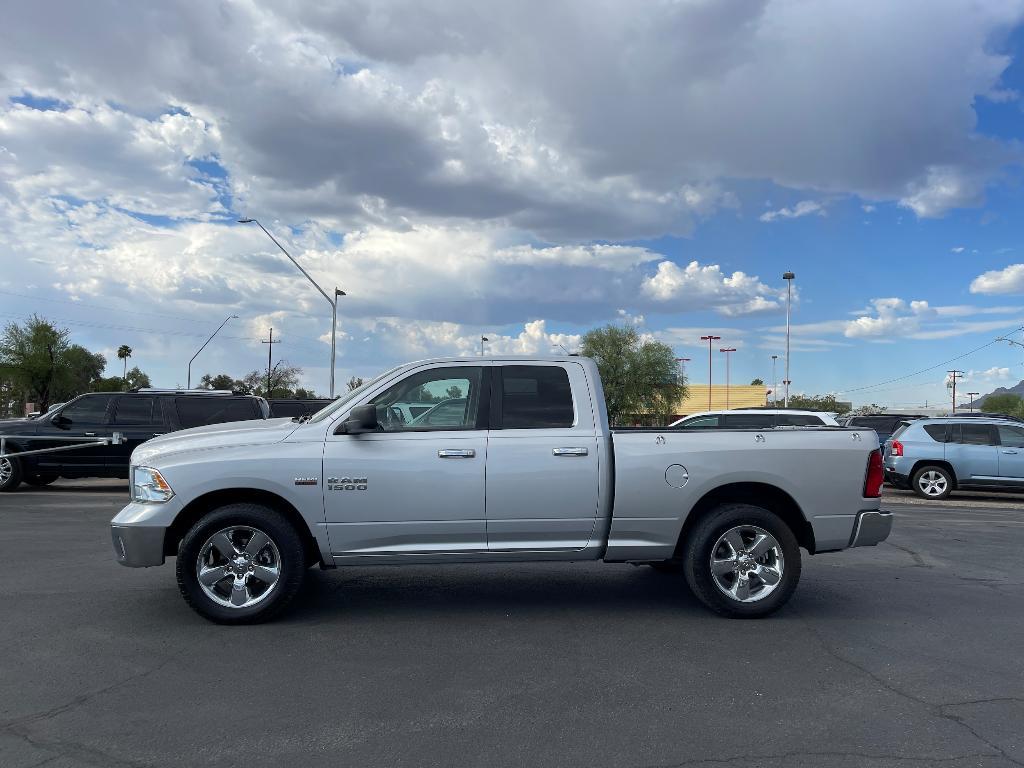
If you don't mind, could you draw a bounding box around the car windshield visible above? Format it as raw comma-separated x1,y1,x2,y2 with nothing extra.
306,366,404,424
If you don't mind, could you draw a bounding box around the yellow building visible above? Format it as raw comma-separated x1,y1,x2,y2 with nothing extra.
673,385,768,418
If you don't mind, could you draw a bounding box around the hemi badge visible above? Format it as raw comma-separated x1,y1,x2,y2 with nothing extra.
294,478,319,486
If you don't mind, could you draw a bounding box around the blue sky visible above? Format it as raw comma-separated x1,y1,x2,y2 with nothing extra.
1,1,1024,407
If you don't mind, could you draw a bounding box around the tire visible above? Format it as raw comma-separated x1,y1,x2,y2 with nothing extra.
175,503,306,625
0,456,23,492
682,503,801,619
647,560,684,573
911,465,953,501
23,473,58,487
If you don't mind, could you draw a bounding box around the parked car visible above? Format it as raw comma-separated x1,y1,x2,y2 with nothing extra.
111,356,891,624
883,416,1024,499
266,398,334,419
0,390,269,491
669,409,839,429
843,414,924,443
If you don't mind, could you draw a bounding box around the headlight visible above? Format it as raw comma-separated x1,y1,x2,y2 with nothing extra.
131,466,174,503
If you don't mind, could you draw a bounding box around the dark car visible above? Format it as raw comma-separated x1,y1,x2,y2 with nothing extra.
266,398,334,419
842,414,925,443
0,390,269,491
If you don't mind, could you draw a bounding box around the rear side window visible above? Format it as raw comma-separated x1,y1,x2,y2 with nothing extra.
722,413,773,428
499,366,574,428
269,401,306,418
776,414,824,427
113,396,157,425
59,395,113,424
175,397,259,429
956,423,997,446
921,424,948,442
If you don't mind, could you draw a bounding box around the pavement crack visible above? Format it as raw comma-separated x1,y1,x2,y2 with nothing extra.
884,541,932,568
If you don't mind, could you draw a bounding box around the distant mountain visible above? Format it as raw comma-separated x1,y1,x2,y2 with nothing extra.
972,380,1024,409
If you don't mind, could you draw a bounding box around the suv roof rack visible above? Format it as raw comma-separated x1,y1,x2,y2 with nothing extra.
948,412,1024,422
130,388,242,395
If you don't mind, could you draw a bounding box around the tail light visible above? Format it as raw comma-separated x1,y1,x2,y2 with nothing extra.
864,449,884,498
890,440,904,457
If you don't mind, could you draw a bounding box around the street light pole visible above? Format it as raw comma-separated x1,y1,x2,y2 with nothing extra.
720,348,737,409
239,218,345,397
675,357,691,386
187,314,238,389
480,336,489,356
965,392,980,413
783,271,795,407
700,335,721,411
771,355,779,406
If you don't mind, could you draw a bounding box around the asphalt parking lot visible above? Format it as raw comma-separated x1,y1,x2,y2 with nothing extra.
2,481,1023,768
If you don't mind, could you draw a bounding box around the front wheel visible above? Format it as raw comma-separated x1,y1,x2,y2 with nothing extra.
911,465,953,500
175,504,306,624
682,503,801,618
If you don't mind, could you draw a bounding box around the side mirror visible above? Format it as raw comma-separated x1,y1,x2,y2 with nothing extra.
338,404,379,435
51,414,70,429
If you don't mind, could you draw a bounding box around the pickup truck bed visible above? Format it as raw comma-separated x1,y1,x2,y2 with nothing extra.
111,355,891,624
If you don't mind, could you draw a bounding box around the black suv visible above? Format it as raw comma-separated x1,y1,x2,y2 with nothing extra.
842,414,924,443
267,398,334,419
0,390,268,491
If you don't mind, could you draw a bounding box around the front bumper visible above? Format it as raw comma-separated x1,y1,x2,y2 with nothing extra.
111,524,166,567
849,509,893,548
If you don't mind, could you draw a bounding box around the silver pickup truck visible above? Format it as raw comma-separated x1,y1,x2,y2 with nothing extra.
111,356,892,623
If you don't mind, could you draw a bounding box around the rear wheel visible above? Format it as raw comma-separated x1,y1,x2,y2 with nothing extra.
683,503,801,618
24,473,58,487
175,504,306,624
911,465,953,500
0,456,23,492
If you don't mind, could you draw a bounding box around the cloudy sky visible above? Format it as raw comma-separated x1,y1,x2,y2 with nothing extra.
2,0,1024,406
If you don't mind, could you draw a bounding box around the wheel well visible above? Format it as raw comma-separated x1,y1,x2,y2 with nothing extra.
675,482,816,555
164,488,322,566
909,460,957,488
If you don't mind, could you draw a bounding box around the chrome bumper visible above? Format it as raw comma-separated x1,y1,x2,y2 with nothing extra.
111,524,166,567
849,510,893,548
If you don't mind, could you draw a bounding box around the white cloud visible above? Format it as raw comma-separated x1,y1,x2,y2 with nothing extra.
951,246,965,253
970,264,1024,295
844,298,935,339
967,366,1012,383
759,200,825,223
898,165,987,218
641,261,782,315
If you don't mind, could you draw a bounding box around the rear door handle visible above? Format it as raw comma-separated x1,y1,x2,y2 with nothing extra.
438,449,475,458
1003,449,1018,454
553,447,588,456
84,432,97,437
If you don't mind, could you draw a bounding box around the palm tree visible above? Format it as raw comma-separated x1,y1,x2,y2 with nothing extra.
117,345,132,389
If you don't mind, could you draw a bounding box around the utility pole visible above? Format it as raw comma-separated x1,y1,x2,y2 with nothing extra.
965,392,980,413
771,355,779,406
480,336,489,356
262,328,281,397
947,370,964,414
675,357,691,386
700,335,721,411
720,348,737,409
783,271,796,407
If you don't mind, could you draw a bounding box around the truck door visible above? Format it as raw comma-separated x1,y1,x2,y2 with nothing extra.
485,363,600,551
322,364,488,557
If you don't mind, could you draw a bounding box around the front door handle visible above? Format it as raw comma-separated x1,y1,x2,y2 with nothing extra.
84,432,97,437
1003,449,1019,454
438,449,475,459
553,447,588,456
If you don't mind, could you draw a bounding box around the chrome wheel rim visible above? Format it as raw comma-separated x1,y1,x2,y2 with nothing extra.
710,525,784,603
0,458,12,485
918,470,947,497
196,526,281,609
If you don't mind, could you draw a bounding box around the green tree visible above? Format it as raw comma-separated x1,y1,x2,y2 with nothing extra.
56,345,107,399
750,378,764,386
786,393,852,415
241,363,303,398
981,393,1023,416
0,315,71,413
117,345,132,384
445,385,463,400
579,325,685,425
347,376,365,392
200,373,243,391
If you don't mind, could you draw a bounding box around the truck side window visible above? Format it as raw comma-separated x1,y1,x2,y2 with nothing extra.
59,394,113,424
499,366,573,428
370,367,483,431
113,396,157,425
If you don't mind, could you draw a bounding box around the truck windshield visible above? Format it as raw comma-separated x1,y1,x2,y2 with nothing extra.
306,366,404,424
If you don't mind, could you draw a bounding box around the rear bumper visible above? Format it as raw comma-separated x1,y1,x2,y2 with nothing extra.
849,509,893,548
111,524,166,567
884,468,909,488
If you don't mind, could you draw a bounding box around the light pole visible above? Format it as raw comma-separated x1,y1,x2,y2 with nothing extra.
675,357,691,385
239,218,345,397
187,314,238,389
480,336,489,356
965,392,980,412
700,335,721,411
783,271,795,407
771,355,779,406
720,348,737,409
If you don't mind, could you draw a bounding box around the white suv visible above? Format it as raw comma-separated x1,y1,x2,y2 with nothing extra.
669,409,839,429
